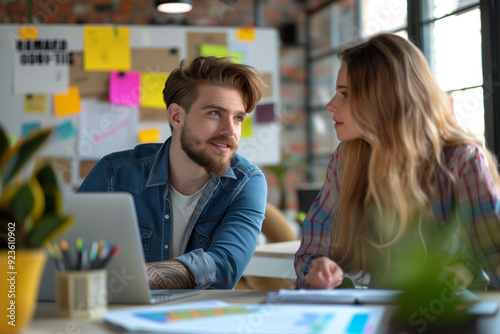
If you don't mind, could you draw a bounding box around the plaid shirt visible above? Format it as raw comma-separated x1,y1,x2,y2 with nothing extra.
295,143,500,289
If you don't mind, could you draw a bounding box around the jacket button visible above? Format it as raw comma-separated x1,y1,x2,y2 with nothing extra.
164,244,169,249
164,214,169,219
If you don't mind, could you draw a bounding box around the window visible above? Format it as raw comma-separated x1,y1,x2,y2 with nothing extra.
421,0,483,141
306,0,407,180
305,0,496,181
360,0,407,37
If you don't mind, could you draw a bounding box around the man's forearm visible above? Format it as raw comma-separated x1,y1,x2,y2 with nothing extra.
146,259,196,289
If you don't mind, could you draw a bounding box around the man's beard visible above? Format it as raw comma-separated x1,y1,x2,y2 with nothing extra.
180,126,237,176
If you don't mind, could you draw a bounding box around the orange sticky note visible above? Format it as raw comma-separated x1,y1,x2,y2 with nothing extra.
138,128,161,143
19,26,38,39
53,86,81,117
236,28,256,42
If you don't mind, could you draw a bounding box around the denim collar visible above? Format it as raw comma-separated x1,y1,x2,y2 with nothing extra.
145,137,237,188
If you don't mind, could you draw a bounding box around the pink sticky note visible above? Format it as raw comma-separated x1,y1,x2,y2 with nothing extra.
109,71,140,106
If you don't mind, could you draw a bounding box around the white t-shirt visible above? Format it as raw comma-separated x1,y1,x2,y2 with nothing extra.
169,183,207,258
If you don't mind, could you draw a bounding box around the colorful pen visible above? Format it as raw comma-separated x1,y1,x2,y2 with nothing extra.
60,239,73,271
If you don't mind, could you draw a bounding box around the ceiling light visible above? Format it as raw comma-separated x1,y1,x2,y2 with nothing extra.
156,0,193,14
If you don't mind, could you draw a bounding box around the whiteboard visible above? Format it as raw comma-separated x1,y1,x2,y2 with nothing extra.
0,24,280,188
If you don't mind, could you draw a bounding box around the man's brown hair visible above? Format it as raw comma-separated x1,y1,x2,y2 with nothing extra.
163,56,265,114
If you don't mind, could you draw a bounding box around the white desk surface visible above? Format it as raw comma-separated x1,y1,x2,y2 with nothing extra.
29,290,268,333
28,290,500,334
243,240,300,279
253,240,300,257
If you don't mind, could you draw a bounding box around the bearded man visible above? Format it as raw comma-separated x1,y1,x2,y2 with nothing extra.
78,56,267,290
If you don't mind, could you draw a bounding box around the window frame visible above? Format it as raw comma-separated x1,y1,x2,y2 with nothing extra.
305,0,500,181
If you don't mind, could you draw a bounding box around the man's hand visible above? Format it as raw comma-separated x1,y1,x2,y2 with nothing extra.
304,257,344,289
146,260,196,289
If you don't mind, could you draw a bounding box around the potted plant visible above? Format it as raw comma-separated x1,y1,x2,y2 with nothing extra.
0,125,74,333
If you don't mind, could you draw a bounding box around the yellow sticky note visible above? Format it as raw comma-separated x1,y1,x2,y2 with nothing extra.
53,86,81,117
141,72,169,109
138,128,161,143
200,44,229,58
24,94,47,113
236,28,256,42
19,26,37,39
84,26,131,71
241,116,253,138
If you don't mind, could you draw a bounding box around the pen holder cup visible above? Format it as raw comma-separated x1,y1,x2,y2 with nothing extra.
55,270,108,318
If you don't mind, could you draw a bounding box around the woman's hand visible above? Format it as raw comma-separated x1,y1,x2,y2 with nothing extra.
304,257,344,289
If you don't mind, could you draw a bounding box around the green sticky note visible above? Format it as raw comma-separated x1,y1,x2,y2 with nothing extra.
200,44,229,58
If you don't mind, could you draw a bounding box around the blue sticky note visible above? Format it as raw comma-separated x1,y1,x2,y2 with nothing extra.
56,120,77,140
346,314,369,334
21,122,41,138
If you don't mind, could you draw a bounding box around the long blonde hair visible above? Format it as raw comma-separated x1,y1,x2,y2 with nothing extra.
332,33,500,275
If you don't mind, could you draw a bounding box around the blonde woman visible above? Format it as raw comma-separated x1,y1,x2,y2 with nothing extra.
294,34,500,290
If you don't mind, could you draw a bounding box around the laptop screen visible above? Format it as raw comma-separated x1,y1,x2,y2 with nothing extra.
38,193,154,304
296,184,322,214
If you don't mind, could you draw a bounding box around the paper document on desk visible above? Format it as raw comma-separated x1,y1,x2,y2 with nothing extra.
267,288,404,305
102,299,386,333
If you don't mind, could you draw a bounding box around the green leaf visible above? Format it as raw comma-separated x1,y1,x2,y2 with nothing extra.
35,164,60,188
36,164,63,215
1,128,52,188
39,186,60,215
0,207,16,241
25,214,74,248
0,206,15,226
6,182,35,223
0,126,10,165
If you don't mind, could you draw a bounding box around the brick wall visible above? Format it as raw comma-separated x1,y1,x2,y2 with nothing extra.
0,0,307,27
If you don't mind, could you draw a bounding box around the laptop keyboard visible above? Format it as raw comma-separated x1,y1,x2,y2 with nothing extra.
149,289,201,303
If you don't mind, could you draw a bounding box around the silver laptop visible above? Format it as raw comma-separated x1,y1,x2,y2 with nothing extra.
38,192,200,304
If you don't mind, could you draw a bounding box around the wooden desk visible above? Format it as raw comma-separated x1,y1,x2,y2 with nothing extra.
28,290,269,333
28,291,500,333
243,240,300,279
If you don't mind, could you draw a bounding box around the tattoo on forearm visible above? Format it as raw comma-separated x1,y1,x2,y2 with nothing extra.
146,260,196,289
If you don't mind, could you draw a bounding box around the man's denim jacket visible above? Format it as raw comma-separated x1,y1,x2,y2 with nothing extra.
77,138,267,289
